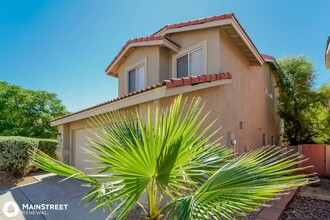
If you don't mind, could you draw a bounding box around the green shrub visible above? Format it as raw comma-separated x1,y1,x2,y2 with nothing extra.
37,139,58,158
0,136,57,177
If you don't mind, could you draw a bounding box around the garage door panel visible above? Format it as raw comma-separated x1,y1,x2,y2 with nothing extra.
74,128,99,173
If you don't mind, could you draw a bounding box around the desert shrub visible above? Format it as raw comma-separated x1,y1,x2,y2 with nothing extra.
0,136,57,177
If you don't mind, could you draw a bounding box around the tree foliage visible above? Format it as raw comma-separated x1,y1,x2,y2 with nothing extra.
0,81,69,138
31,96,316,220
276,56,330,145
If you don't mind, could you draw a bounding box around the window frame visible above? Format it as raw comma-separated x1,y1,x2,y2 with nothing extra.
172,40,207,78
271,136,275,146
125,58,148,94
262,134,267,146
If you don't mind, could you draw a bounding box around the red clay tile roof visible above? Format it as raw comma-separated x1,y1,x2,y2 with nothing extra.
261,54,275,61
152,13,235,36
105,35,180,76
52,72,232,122
163,72,231,88
105,13,268,76
151,13,234,35
151,13,263,62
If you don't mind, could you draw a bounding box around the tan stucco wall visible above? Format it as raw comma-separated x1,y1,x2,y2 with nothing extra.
117,46,160,96
159,47,171,81
212,30,281,153
154,78,280,155
169,28,220,74
56,124,71,164
58,105,138,166
58,78,280,166
117,28,221,96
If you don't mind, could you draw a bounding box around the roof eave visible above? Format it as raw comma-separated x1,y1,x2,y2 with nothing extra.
106,39,180,76
264,58,278,70
230,18,264,66
51,72,232,126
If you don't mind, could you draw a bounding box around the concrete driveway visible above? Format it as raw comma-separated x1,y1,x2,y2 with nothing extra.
0,172,110,220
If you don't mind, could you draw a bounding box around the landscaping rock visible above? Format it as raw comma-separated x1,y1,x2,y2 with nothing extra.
280,196,330,220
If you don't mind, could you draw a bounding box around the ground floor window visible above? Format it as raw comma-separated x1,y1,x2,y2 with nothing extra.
271,136,275,146
262,134,267,146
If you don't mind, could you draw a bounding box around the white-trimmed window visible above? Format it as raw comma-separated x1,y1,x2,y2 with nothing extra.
177,48,203,77
173,40,207,78
128,65,145,93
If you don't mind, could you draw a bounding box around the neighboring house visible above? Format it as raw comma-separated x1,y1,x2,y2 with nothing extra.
52,13,281,172
326,36,330,69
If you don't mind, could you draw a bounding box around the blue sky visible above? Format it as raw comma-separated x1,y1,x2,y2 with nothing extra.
1,0,329,112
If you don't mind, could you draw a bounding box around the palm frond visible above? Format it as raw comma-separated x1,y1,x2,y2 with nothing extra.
31,95,314,220
31,95,230,219
164,146,318,220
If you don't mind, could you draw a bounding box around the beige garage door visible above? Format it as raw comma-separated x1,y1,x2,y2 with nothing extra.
73,128,99,173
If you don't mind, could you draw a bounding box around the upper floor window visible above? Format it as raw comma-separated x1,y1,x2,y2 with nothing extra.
177,47,203,78
128,65,144,93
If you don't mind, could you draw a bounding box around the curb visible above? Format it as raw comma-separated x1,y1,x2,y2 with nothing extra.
254,188,298,220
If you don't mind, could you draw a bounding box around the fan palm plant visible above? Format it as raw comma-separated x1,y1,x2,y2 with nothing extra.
31,95,317,220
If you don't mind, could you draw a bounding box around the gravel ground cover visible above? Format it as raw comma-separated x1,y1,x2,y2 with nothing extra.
280,195,330,220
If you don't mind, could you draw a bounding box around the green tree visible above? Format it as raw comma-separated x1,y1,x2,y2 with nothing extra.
0,81,68,138
276,56,330,145
313,84,330,144
31,96,316,220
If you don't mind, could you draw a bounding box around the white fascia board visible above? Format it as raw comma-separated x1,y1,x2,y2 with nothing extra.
129,40,164,47
263,58,273,63
51,79,231,126
51,87,167,126
163,40,180,52
106,40,163,75
264,58,279,70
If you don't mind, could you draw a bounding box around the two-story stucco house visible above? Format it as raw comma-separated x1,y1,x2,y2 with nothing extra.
52,13,281,171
